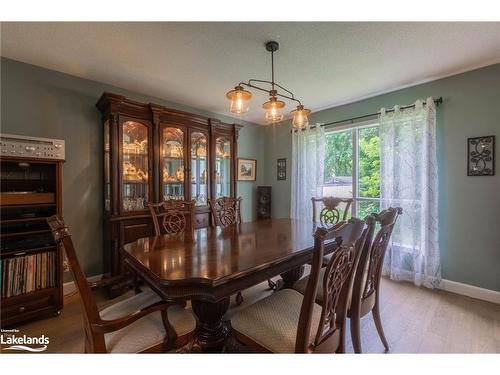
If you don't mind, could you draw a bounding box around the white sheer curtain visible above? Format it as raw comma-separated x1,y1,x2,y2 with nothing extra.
380,98,441,288
291,125,325,221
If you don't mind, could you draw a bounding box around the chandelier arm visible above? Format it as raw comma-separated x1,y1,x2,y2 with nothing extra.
275,92,302,106
239,81,271,95
271,82,296,99
238,81,302,105
247,79,296,98
247,80,300,104
247,79,273,87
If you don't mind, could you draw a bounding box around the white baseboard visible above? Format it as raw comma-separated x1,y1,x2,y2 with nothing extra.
439,279,500,305
63,274,104,296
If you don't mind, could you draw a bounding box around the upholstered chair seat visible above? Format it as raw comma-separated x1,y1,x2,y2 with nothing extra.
100,290,196,353
231,289,322,353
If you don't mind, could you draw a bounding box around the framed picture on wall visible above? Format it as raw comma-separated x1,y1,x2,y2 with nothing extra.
237,158,257,181
277,158,286,180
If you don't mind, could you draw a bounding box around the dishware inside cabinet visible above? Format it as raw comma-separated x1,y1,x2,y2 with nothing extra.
122,121,149,212
191,131,208,206
215,136,232,198
162,127,185,201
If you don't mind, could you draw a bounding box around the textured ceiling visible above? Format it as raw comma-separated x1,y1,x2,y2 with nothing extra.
1,22,500,124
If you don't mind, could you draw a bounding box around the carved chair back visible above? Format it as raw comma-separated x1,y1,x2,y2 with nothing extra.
311,197,354,226
295,217,368,353
46,215,104,352
350,207,402,312
208,196,242,228
148,200,195,237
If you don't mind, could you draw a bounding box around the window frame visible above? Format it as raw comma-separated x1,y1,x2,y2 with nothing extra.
323,118,380,218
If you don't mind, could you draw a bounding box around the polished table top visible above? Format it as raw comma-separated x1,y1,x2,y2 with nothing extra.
122,218,325,288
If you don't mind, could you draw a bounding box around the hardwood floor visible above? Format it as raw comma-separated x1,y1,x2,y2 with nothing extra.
6,277,500,353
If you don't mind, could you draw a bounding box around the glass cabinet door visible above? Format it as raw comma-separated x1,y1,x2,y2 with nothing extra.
122,120,149,212
190,131,208,206
215,137,232,198
161,127,185,200
104,120,111,212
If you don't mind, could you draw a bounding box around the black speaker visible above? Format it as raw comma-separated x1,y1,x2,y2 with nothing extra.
257,186,272,219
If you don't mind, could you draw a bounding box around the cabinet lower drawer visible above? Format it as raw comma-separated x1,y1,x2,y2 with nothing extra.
194,213,209,229
121,220,153,244
1,288,59,326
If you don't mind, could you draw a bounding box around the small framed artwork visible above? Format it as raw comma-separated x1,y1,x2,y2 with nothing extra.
237,158,257,181
277,158,286,180
467,135,495,176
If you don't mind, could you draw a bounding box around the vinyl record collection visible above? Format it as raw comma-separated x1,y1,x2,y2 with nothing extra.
1,251,57,298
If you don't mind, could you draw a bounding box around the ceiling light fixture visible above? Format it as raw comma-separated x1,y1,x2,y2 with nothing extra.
226,41,311,129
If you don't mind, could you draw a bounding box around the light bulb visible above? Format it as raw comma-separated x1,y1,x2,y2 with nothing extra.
291,105,311,130
226,86,251,115
262,97,285,124
234,97,244,113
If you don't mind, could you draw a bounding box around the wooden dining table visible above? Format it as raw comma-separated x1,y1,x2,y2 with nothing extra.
121,218,336,353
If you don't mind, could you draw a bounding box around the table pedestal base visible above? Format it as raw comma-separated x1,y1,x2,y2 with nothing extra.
269,265,306,291
191,297,230,353
280,265,305,288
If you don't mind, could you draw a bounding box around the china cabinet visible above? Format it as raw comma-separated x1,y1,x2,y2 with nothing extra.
96,93,241,296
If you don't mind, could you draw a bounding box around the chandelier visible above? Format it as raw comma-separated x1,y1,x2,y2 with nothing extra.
226,41,311,129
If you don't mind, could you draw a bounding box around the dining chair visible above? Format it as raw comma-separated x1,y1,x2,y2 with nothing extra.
311,196,355,268
208,196,242,228
208,196,245,305
311,196,354,225
147,199,196,237
348,207,402,353
229,218,366,353
293,215,376,306
46,215,196,353
143,199,195,295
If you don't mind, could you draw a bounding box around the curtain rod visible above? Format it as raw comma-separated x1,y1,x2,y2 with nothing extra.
292,97,442,132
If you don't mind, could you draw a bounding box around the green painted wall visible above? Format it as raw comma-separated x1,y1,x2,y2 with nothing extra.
0,57,265,279
264,64,500,292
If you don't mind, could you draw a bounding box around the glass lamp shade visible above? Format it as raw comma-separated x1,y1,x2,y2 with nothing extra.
226,86,252,115
290,105,311,129
262,97,285,124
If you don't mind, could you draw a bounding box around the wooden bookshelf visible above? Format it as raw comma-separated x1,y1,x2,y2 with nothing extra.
0,157,64,327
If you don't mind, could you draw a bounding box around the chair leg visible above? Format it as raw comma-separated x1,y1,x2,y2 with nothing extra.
372,299,389,352
350,313,363,353
236,291,243,306
336,319,347,353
